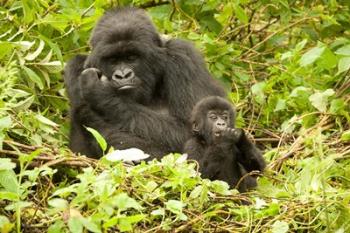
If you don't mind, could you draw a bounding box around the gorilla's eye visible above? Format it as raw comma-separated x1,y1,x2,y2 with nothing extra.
104,56,119,63
126,55,138,61
222,115,228,120
209,115,217,120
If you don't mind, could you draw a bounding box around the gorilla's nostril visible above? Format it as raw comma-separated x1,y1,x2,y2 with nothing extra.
112,70,124,80
124,70,134,79
112,68,134,80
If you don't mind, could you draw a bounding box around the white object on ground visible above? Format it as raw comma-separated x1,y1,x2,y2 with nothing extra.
106,148,150,162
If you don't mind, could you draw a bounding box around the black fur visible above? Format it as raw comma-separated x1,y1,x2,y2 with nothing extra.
64,7,225,158
184,96,266,192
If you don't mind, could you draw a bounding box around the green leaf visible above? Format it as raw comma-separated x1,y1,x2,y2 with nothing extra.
118,215,145,232
19,149,42,164
335,44,350,56
5,201,32,211
151,208,165,216
234,4,248,24
0,170,19,194
215,3,233,25
0,192,19,201
271,220,289,233
165,200,187,220
251,82,266,104
255,203,280,218
48,198,69,210
22,66,44,90
274,99,287,112
299,45,326,67
47,220,65,233
0,158,16,171
234,71,250,82
12,95,35,111
329,99,346,115
317,48,337,70
39,61,63,73
0,116,12,129
280,51,292,61
13,41,35,51
85,127,107,153
21,0,36,23
0,42,14,59
80,218,101,233
68,217,83,233
210,180,231,195
112,193,143,212
38,35,64,65
0,215,14,233
341,130,350,142
309,89,335,112
35,114,58,127
295,39,308,52
25,40,45,61
337,57,350,74
189,185,203,199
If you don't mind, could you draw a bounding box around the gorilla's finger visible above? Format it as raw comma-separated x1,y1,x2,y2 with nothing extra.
81,67,102,78
232,128,243,140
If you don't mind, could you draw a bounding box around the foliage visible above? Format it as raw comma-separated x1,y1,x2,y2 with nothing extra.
0,0,349,232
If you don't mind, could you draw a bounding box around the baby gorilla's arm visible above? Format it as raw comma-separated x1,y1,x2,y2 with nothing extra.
235,130,266,172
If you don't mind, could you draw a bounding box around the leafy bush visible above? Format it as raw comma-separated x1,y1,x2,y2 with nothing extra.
0,0,349,232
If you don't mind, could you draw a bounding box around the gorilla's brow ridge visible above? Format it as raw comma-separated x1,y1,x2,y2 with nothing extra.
97,42,143,58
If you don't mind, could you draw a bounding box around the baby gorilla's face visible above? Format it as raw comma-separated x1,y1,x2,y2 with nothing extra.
207,110,230,138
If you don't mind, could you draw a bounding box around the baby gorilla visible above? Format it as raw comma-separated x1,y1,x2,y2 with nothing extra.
184,96,266,192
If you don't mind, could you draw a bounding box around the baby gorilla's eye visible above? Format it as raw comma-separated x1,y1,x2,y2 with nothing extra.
222,115,228,120
209,115,217,120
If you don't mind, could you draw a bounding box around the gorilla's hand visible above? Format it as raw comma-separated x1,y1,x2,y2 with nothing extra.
79,68,102,100
214,127,242,143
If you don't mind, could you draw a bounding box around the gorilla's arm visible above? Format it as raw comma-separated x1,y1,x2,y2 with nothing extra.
163,39,226,121
77,67,189,153
184,138,205,164
64,55,106,156
64,55,87,108
235,131,266,172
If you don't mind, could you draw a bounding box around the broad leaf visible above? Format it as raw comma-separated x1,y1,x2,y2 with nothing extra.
300,45,326,67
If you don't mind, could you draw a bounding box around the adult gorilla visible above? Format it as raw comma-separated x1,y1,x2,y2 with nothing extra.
64,7,225,158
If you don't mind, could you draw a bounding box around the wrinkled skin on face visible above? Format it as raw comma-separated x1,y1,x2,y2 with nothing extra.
206,109,242,142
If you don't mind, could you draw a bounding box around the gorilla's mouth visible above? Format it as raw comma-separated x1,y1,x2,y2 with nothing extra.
118,85,137,90
213,131,221,137
110,77,141,91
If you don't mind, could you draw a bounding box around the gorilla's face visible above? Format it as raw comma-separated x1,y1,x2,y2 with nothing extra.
85,38,164,104
207,109,231,137
191,96,235,143
96,45,144,91
81,7,167,104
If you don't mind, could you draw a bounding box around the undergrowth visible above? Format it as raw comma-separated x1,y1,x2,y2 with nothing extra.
0,0,349,232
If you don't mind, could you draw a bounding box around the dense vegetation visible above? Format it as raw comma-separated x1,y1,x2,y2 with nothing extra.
0,0,349,232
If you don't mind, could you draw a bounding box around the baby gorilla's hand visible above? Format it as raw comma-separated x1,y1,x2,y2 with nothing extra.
214,127,242,143
222,127,242,143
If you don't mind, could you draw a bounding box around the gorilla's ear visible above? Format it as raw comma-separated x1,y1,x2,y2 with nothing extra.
192,122,199,133
192,119,204,135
